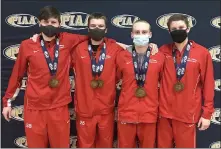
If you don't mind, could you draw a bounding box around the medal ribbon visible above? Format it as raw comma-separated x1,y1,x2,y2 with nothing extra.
40,36,59,77
88,43,106,78
132,46,151,87
172,42,191,81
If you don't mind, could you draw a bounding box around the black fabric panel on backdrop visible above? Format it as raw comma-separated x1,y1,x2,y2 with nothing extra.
1,0,220,148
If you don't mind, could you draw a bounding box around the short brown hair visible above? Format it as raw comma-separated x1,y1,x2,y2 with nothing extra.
38,6,61,23
88,12,107,27
167,14,189,29
132,19,151,31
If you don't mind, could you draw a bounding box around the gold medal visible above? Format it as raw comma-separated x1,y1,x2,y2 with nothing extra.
174,82,184,92
49,77,59,88
97,80,104,88
135,87,147,98
90,80,99,89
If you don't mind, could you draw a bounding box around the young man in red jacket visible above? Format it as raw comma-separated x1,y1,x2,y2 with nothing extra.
116,20,165,148
72,12,124,148
157,14,215,148
72,13,158,148
1,6,88,148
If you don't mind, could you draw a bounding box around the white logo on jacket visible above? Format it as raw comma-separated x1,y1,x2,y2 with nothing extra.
126,61,132,64
33,50,39,53
166,55,172,58
25,123,32,128
59,45,64,48
150,59,158,63
80,120,85,125
81,56,87,59
105,55,111,59
120,121,127,125
187,58,197,62
165,55,197,63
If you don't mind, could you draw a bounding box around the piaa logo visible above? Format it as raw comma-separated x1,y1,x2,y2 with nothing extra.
69,108,76,120
6,14,38,27
209,45,220,62
3,44,20,60
11,105,24,121
113,140,118,148
14,136,77,148
61,12,89,30
116,79,122,90
210,141,221,148
69,76,75,92
215,79,221,91
111,14,140,28
211,16,220,29
14,136,27,148
156,13,196,30
211,108,220,125
70,136,77,148
20,77,27,90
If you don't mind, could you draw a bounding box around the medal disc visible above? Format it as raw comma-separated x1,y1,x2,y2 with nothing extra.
90,80,99,89
135,87,147,98
174,82,184,92
97,80,104,88
49,78,59,88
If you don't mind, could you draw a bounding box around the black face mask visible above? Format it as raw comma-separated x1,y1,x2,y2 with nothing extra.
170,29,188,43
39,25,60,37
88,28,106,41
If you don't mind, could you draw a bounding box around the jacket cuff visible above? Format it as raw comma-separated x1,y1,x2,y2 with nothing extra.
3,99,12,107
202,112,213,120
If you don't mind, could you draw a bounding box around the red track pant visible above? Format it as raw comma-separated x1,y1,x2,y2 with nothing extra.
117,122,156,148
157,117,196,148
24,105,70,148
76,112,114,148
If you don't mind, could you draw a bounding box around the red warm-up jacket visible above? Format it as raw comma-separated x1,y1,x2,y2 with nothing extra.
72,38,124,118
159,40,214,123
2,32,87,110
116,47,165,123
